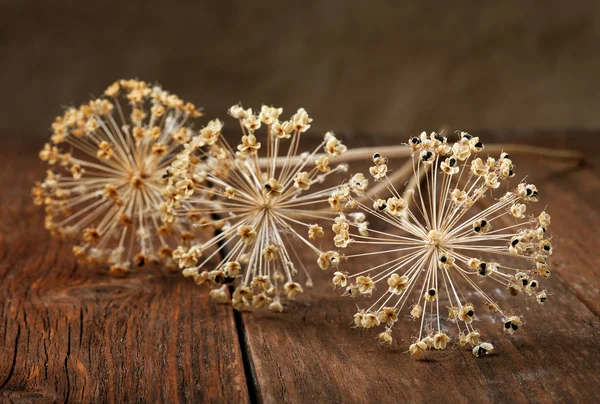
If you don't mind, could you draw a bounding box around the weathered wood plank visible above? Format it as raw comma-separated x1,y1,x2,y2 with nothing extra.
0,146,249,403
1,132,598,403
240,131,600,403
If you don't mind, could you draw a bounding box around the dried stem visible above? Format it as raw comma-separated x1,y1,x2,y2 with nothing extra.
259,143,584,169
313,143,583,213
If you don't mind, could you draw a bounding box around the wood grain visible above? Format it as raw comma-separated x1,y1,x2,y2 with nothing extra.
239,131,600,403
0,145,248,402
1,132,599,403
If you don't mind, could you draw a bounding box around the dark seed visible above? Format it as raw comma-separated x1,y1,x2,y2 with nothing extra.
428,289,436,296
530,281,537,288
440,256,447,263
265,184,272,190
512,324,519,331
480,263,487,270
544,245,550,251
373,153,380,159
467,310,474,317
505,322,511,329
522,279,529,286
509,169,514,176
475,142,483,148
449,158,456,167
474,226,481,232
422,151,432,161
162,172,170,179
481,220,487,227
379,203,387,210
540,297,547,302
463,134,472,140
512,239,519,246
411,137,420,144
526,188,532,196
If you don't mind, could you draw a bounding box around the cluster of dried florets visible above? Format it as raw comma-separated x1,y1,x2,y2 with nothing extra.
329,131,553,357
32,79,204,276
163,105,348,311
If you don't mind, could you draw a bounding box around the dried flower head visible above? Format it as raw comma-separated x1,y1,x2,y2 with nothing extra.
331,131,553,357
166,104,348,311
33,79,204,275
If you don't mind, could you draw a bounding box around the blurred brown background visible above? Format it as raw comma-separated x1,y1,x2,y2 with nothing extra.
2,1,599,140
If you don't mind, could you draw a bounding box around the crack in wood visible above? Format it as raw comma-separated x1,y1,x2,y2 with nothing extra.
233,297,262,404
64,324,71,404
0,324,20,390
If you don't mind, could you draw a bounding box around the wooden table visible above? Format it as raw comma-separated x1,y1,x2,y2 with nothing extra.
0,131,599,403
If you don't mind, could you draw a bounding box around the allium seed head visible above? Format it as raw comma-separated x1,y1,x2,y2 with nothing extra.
167,104,347,311
330,131,554,357
34,79,205,274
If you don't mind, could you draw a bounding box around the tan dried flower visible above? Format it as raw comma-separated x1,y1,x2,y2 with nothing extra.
331,131,553,357
167,104,347,311
34,79,204,274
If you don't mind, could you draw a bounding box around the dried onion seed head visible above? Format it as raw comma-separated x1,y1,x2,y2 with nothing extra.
330,131,553,357
33,79,205,275
166,104,348,311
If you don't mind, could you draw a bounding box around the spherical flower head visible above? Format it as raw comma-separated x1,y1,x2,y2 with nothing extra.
330,131,554,357
168,104,348,312
34,79,205,274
